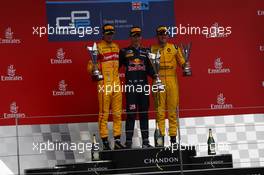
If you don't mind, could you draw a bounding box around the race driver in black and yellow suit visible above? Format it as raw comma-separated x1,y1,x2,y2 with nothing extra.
87,24,125,150
151,26,190,145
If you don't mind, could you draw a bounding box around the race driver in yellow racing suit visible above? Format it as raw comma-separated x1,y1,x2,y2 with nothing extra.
87,24,125,150
151,26,190,145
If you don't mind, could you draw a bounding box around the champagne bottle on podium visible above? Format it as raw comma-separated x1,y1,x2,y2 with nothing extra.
207,129,216,155
91,134,100,161
154,121,164,147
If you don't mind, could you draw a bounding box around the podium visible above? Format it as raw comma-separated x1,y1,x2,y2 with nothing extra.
24,146,242,174
99,146,196,173
190,154,233,170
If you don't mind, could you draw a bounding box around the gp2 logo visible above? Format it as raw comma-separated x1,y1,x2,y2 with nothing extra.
56,11,90,28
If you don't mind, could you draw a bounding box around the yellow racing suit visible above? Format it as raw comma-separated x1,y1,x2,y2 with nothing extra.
151,43,185,137
87,40,122,139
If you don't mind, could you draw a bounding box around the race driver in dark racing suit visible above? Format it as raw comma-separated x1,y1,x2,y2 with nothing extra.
119,27,155,148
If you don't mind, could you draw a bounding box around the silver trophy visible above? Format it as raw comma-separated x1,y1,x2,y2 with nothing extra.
86,42,104,81
180,42,192,76
148,50,165,91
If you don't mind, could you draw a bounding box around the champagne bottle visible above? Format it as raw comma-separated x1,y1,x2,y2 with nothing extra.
154,121,164,147
207,129,216,155
91,134,100,161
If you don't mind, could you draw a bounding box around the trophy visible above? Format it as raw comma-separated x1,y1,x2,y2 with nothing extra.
148,50,164,91
180,42,192,76
86,42,103,81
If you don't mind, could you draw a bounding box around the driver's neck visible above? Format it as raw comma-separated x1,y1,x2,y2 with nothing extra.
104,40,112,45
131,43,140,49
158,41,167,48
103,38,112,44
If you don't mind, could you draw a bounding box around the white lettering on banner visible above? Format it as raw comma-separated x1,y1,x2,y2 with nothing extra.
0,27,21,44
3,102,26,118
144,157,178,164
50,48,73,64
52,80,74,96
262,81,264,87
210,93,233,109
1,65,23,81
204,160,224,165
257,10,264,16
208,58,231,74
87,167,108,171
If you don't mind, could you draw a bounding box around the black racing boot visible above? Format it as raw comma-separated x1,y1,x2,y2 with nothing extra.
170,136,178,148
125,140,132,149
114,136,126,150
142,140,153,148
102,138,111,151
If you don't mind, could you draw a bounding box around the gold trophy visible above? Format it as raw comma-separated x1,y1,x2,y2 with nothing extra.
86,42,104,81
180,42,192,76
148,50,164,91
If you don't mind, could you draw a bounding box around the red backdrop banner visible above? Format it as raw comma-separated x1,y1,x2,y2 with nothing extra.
0,0,263,125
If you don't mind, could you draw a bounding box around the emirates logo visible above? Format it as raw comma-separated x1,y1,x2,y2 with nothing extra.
0,27,21,44
3,102,26,118
214,58,223,70
208,57,230,74
58,80,67,92
260,45,264,52
211,93,233,109
257,10,264,16
205,22,230,38
10,102,18,114
5,27,13,40
57,48,65,60
1,65,23,81
217,93,225,105
53,80,74,96
7,65,16,77
50,48,72,64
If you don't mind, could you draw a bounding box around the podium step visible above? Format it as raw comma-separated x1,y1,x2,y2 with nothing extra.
25,160,113,175
99,146,196,173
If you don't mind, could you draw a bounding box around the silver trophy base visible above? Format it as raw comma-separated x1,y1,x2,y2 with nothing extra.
92,74,104,81
155,79,165,92
183,68,192,76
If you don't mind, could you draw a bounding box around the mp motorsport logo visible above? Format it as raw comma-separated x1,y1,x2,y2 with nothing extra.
3,102,26,118
1,65,23,81
0,27,21,44
208,58,230,74
50,48,72,64
52,80,74,96
211,93,233,109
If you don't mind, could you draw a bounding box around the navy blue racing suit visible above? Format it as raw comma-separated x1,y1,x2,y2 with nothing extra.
119,46,155,146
